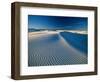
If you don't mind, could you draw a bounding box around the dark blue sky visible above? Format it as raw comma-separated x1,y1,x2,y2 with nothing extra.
28,15,88,30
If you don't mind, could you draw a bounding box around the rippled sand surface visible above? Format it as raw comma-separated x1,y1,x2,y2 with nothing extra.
28,31,87,66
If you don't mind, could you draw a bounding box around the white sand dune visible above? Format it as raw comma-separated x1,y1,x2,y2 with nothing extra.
28,31,87,66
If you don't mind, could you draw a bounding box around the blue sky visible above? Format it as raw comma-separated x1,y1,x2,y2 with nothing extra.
28,15,88,30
